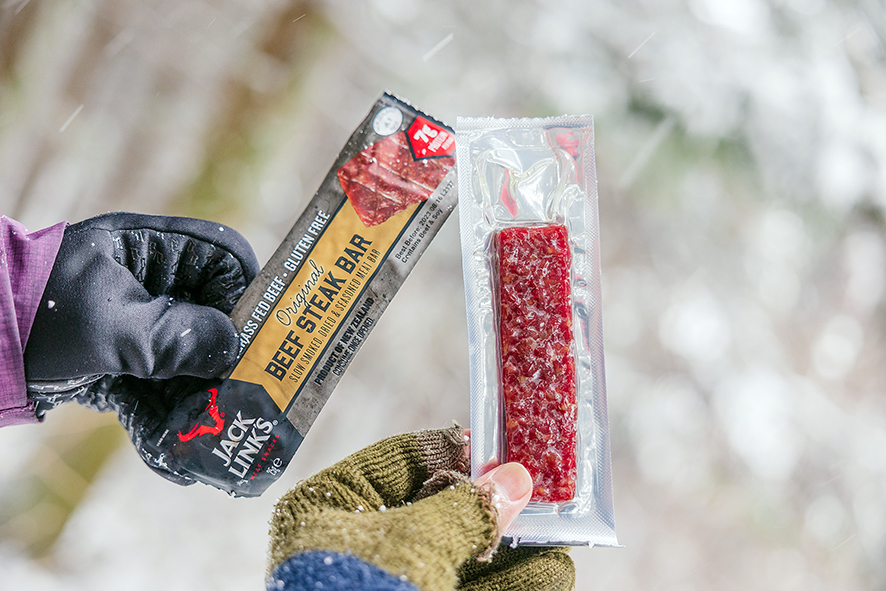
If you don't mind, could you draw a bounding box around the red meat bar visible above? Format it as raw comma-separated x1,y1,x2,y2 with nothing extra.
497,225,577,502
337,131,454,227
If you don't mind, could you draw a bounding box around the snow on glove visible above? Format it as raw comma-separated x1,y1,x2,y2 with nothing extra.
23,212,259,484
267,426,576,591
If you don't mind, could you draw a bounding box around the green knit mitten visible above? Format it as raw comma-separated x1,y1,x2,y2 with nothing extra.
267,426,575,591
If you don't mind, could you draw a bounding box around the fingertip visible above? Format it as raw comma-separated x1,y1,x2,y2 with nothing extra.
474,462,532,530
195,310,240,375
160,303,239,378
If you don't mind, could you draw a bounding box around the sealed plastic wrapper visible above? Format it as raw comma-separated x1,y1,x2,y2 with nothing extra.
136,94,458,497
456,115,617,546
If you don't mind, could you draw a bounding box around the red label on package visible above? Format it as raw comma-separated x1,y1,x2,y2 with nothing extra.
407,116,455,159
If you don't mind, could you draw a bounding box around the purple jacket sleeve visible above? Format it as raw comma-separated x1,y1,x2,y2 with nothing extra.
0,216,66,427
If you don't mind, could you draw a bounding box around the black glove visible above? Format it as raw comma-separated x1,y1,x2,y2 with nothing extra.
24,212,260,484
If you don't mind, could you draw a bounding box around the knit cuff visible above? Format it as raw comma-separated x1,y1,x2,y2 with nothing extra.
269,551,421,591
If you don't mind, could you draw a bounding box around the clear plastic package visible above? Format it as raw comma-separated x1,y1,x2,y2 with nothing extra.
456,115,617,546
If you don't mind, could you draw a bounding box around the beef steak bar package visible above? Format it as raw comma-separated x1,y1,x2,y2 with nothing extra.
148,94,457,496
457,115,617,546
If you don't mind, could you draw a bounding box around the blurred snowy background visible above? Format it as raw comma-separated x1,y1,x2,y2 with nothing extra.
1,0,886,589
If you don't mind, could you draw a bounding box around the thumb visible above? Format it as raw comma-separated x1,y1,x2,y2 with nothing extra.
474,463,533,532
141,299,239,379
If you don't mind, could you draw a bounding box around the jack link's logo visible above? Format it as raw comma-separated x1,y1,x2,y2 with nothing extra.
177,388,225,442
175,386,275,479
211,411,274,478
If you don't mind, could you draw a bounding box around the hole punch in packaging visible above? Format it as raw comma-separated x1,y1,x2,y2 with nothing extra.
456,115,617,547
